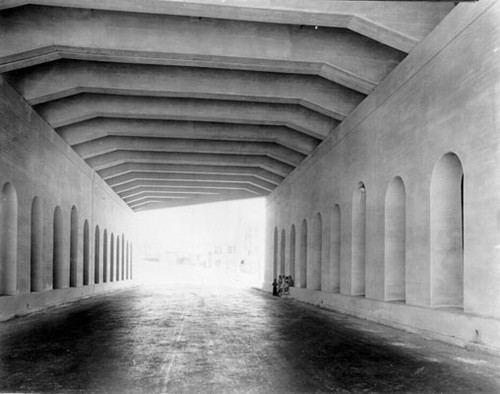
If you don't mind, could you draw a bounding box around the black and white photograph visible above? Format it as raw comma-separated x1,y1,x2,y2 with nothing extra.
0,0,499,392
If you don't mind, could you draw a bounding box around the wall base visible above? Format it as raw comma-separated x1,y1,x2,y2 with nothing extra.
286,287,500,356
0,281,136,322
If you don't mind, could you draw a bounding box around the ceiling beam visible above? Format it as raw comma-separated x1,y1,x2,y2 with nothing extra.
1,6,406,91
109,173,276,192
86,151,294,177
98,163,284,185
56,119,320,156
35,94,337,139
119,185,270,200
73,136,305,167
0,0,455,52
8,60,365,119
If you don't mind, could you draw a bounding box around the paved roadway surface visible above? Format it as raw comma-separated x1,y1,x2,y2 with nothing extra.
0,284,499,393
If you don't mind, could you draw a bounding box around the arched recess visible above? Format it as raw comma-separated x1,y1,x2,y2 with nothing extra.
280,229,286,276
289,224,296,280
121,234,125,280
352,182,366,296
110,233,114,282
126,240,129,280
130,243,133,279
0,182,18,295
70,206,78,287
431,153,464,308
83,220,90,285
31,196,43,292
331,205,341,293
102,230,108,283
94,226,100,284
299,219,308,288
53,206,64,289
385,177,406,301
116,235,120,281
311,212,322,290
273,227,278,280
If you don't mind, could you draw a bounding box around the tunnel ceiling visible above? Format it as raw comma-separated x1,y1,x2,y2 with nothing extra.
0,0,453,211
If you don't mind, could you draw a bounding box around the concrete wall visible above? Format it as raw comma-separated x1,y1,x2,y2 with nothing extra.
265,0,500,350
0,77,136,320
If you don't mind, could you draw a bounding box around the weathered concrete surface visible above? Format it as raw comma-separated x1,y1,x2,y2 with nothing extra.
35,95,336,138
0,0,454,52
0,1,452,211
8,61,364,118
0,281,136,322
0,6,404,88
58,120,320,155
0,78,136,295
0,285,499,393
265,0,500,352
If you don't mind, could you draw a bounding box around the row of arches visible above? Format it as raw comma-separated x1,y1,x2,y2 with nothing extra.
0,182,133,295
273,152,464,308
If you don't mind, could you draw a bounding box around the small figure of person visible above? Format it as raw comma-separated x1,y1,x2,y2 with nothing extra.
283,276,290,296
272,279,279,296
278,276,284,296
288,275,294,287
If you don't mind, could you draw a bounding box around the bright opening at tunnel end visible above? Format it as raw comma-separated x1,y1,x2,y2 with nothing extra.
135,198,266,289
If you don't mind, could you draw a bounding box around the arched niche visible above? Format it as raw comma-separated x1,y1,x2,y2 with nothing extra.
384,177,406,301
53,206,64,289
299,219,308,288
351,182,366,296
110,233,114,282
280,229,286,277
31,196,43,292
116,235,120,281
273,227,278,280
331,204,341,293
0,182,18,295
311,212,322,290
102,229,108,283
83,220,90,285
121,234,125,280
70,206,78,287
289,224,296,281
430,153,464,308
94,226,100,284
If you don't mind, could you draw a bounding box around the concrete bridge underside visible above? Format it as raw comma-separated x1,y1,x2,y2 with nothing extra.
2,0,500,362
0,0,453,211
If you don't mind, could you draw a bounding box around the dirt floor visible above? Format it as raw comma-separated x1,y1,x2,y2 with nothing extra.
0,284,499,393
